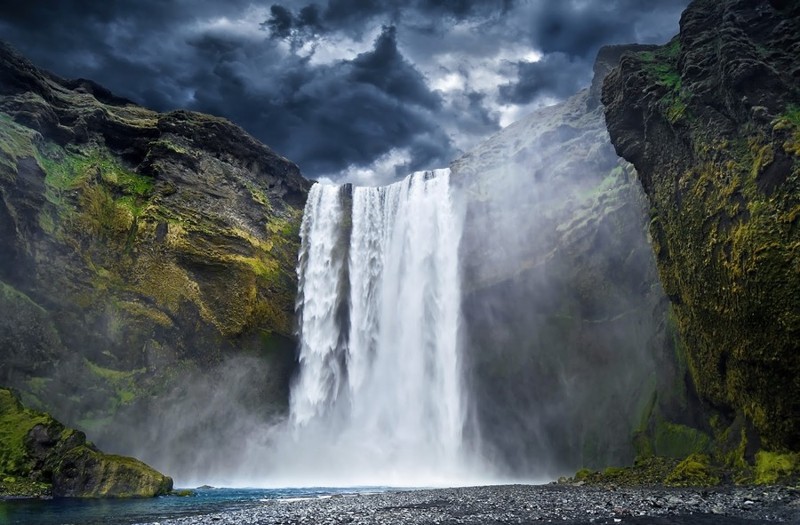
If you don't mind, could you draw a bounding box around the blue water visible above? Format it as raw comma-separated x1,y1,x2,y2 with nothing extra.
0,487,388,525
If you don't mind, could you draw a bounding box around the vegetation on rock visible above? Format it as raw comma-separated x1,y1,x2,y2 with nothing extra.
603,0,800,462
569,457,681,487
664,454,720,487
0,40,309,453
754,451,800,485
0,388,172,498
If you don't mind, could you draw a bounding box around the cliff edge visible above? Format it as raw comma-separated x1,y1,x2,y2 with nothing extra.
0,40,310,472
0,388,172,498
603,0,800,459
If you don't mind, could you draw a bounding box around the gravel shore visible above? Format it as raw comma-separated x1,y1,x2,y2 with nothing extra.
141,484,800,524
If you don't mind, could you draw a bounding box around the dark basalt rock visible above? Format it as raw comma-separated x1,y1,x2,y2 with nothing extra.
587,44,659,110
603,0,800,450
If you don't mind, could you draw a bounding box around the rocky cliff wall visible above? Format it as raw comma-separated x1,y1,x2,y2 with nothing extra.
604,0,799,465
451,45,689,476
0,41,310,474
0,388,173,497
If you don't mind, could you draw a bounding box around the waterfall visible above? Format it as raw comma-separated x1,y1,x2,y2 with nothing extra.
285,168,470,485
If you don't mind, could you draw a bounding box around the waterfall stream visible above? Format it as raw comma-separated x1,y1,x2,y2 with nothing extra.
284,169,471,485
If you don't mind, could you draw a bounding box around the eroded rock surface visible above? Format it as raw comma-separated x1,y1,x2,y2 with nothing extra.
0,388,172,498
0,41,309,470
603,0,800,451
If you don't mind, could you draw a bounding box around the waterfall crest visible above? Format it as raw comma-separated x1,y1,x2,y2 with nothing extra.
284,169,471,485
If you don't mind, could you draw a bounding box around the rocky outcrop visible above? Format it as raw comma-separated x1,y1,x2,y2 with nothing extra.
0,41,310,469
0,388,172,497
603,0,800,454
451,45,686,475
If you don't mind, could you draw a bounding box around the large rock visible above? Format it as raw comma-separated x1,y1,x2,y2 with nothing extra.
0,388,172,497
0,41,310,475
603,0,800,450
451,45,690,475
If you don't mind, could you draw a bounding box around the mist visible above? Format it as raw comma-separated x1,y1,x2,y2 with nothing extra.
0,34,675,489
83,49,671,488
450,53,670,479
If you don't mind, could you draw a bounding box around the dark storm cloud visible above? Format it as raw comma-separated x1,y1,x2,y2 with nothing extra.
490,0,690,103
0,2,458,179
0,0,689,182
499,53,590,105
180,25,456,177
349,27,440,111
522,0,691,57
264,0,514,35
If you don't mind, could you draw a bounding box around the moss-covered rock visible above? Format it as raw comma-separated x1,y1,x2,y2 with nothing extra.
570,456,680,486
0,388,172,498
754,451,800,485
604,0,800,452
0,41,309,450
570,453,731,488
665,454,721,487
52,446,172,498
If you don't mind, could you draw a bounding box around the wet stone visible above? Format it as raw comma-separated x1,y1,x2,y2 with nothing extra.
138,484,800,525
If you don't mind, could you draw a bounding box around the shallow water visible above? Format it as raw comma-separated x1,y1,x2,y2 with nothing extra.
0,487,388,525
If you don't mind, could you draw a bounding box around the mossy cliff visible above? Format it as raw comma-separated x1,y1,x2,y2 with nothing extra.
603,0,800,460
0,41,310,459
0,388,172,497
451,45,688,475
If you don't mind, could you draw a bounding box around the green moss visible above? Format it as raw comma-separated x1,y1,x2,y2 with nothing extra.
37,208,57,235
0,389,49,476
0,476,50,498
77,185,135,238
711,419,747,478
637,41,690,124
150,139,188,155
781,104,800,127
116,300,174,328
754,451,800,485
75,416,113,433
85,360,141,382
774,104,800,155
26,377,50,393
574,468,594,481
577,457,679,486
665,453,721,487
654,421,711,458
34,141,153,217
53,447,172,498
664,96,688,124
603,466,625,477
0,113,36,174
642,124,800,447
268,214,301,238
1,389,171,498
666,306,688,402
244,180,270,207
84,359,145,410
662,38,681,60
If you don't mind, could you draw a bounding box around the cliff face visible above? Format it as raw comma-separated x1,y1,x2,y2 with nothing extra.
0,388,172,498
0,42,310,461
452,45,690,475
604,0,800,452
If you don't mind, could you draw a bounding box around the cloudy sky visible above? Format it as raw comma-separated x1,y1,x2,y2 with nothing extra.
1,0,689,185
